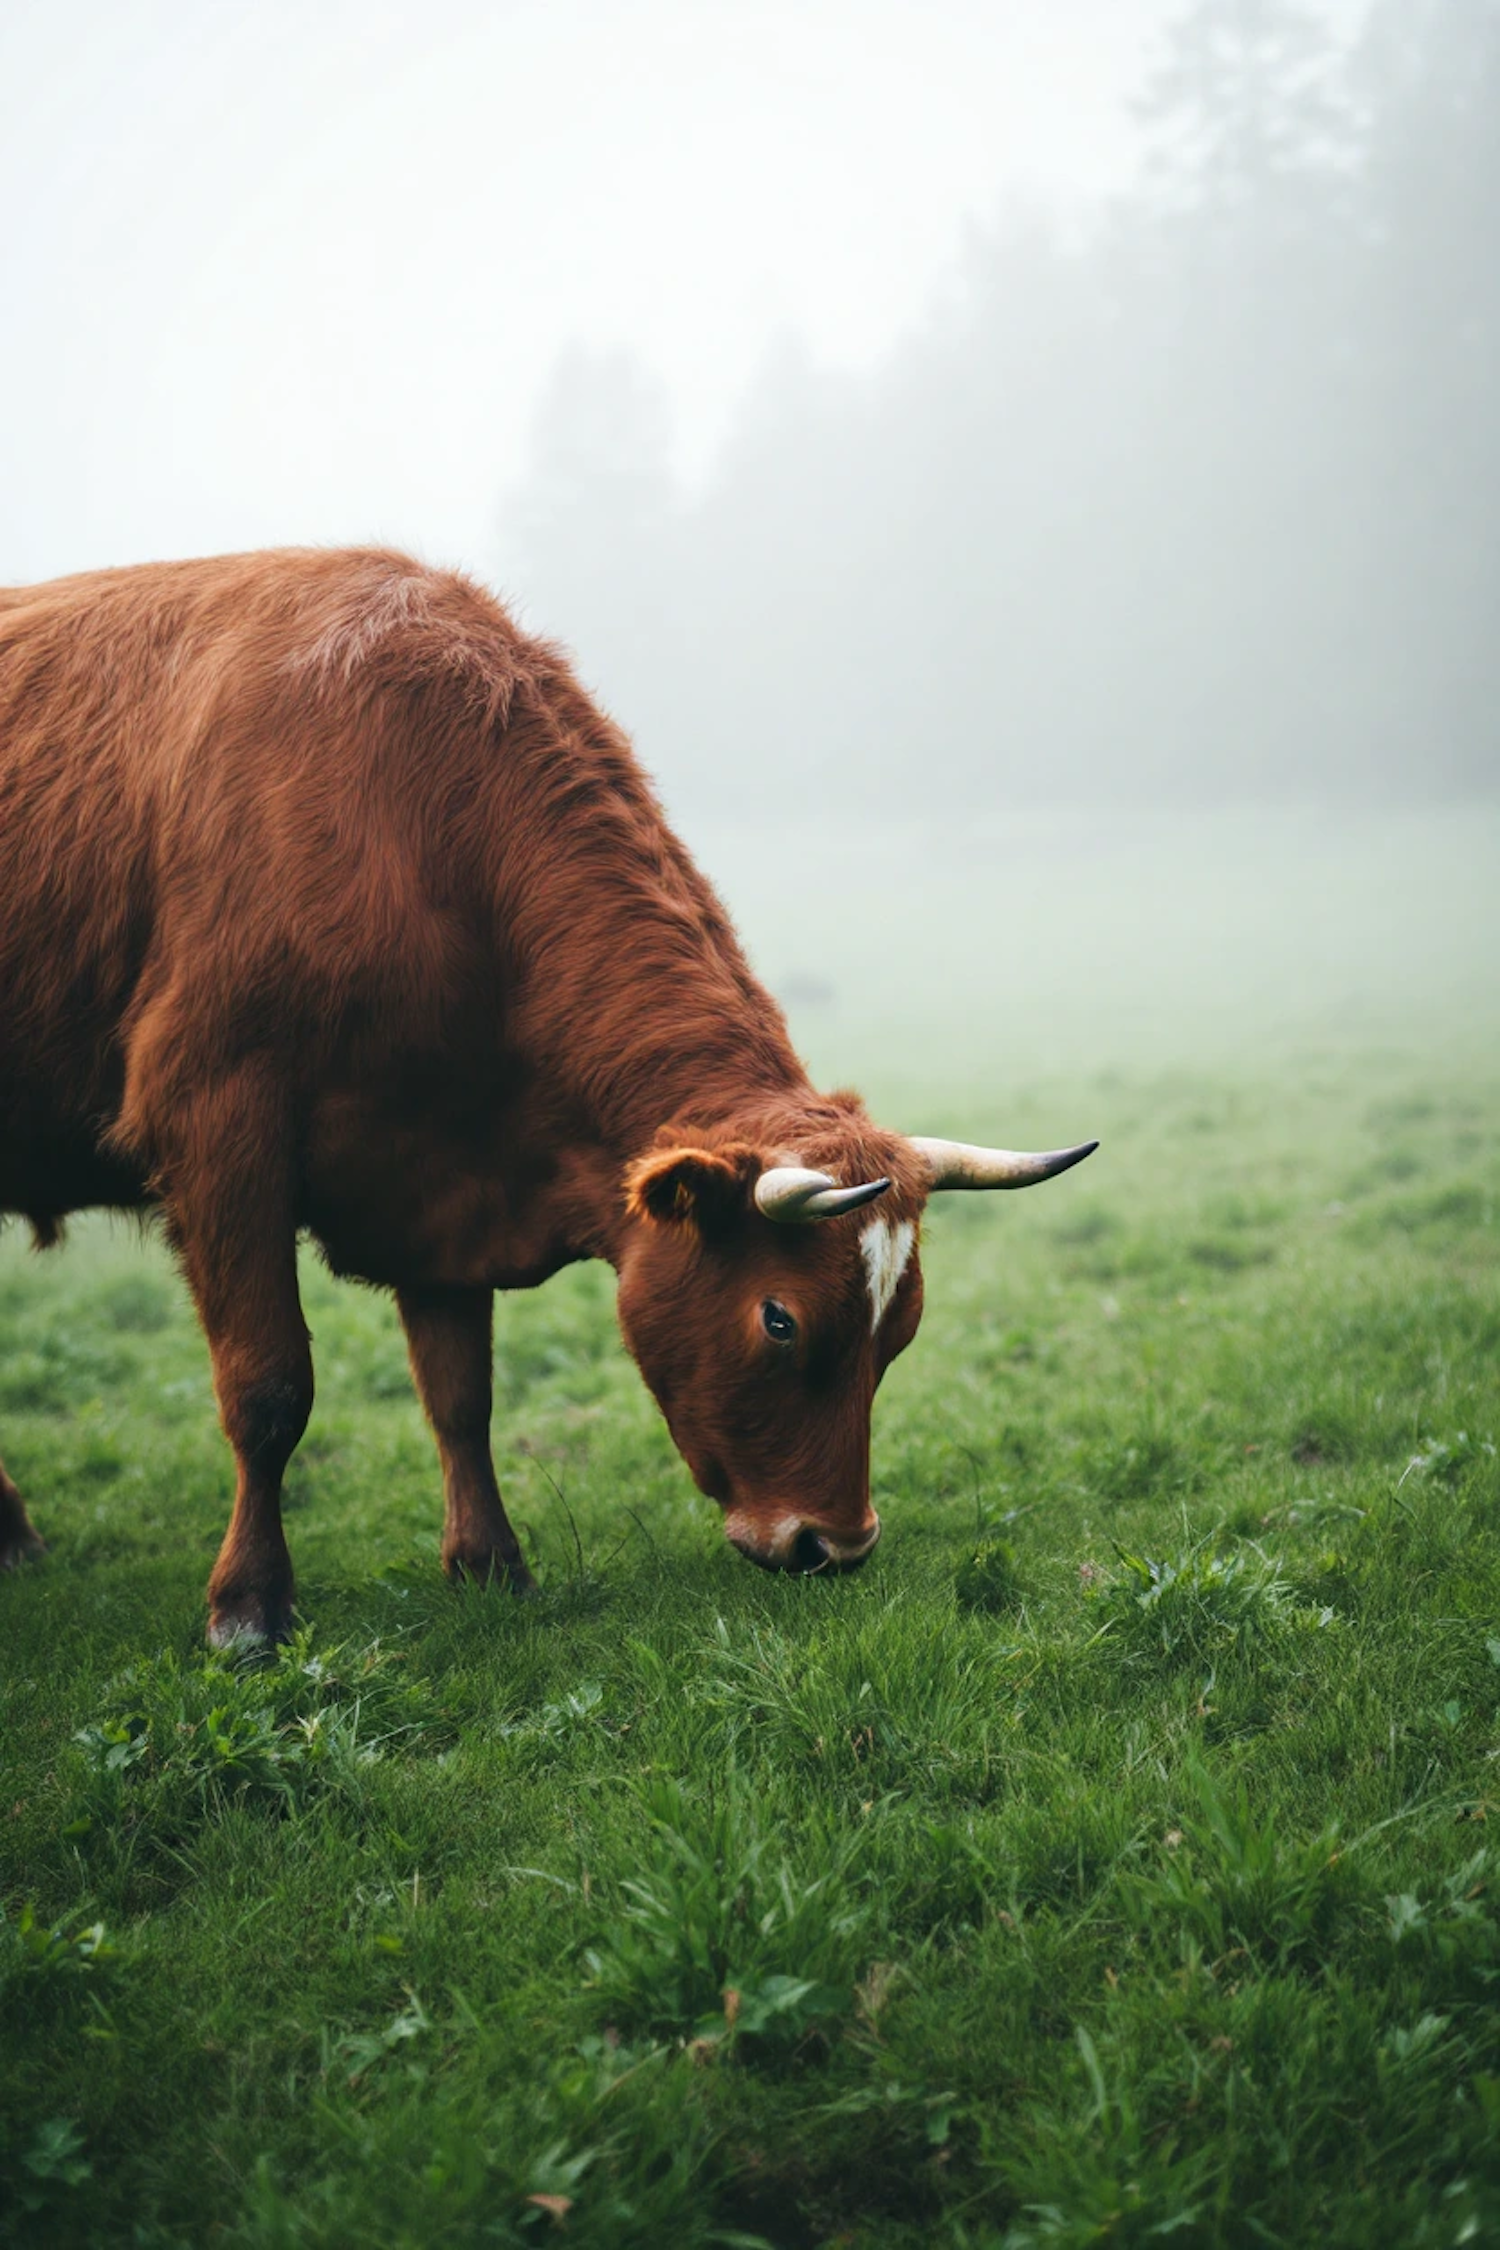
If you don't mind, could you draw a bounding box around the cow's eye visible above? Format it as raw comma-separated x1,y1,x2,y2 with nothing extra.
762,1299,797,1345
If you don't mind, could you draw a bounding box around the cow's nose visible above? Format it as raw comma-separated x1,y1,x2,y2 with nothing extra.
788,1527,832,1574
725,1510,882,1573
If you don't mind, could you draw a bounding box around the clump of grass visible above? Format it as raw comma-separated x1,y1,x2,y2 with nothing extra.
1299,1545,1358,1607
583,1776,871,2055
97,1272,174,1334
242,2028,728,2250
1356,1180,1494,1242
497,1681,608,1767
692,1615,997,1797
0,1331,132,1414
11,2117,93,2222
1002,1784,1147,1916
1088,1535,1332,1666
1122,1764,1361,1971
1087,1427,1195,1502
1288,1408,1361,1467
876,1816,1002,1939
67,1629,451,1842
955,1537,1023,1614
1398,1430,1496,1490
1186,1233,1275,1274
1385,1848,1500,2006
990,2024,1215,2248
0,1903,117,1995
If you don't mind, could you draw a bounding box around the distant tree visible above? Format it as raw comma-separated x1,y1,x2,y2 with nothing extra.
1116,1,1376,792
1347,0,1500,791
496,0,1498,815
501,344,680,733
1136,0,1355,219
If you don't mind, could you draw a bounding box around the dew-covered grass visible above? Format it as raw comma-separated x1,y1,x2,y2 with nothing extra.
2,1041,1498,2246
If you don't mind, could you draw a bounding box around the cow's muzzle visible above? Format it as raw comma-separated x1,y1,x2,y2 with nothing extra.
723,1510,882,1575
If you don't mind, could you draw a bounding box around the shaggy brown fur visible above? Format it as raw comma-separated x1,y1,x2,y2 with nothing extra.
0,548,927,1638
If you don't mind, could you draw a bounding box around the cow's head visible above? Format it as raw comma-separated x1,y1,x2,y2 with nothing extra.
615,1105,1096,1573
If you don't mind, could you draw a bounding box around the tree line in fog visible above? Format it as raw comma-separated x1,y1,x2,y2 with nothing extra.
502,0,1498,814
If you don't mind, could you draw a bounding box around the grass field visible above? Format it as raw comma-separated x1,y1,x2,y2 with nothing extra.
2,1041,1496,2247
3,816,1499,2246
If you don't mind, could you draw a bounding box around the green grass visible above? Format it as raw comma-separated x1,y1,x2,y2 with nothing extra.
2,1050,1498,2247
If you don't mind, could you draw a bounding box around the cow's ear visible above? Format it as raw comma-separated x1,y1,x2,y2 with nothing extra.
625,1143,758,1232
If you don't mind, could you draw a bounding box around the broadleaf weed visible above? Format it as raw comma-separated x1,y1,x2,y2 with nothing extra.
1089,1534,1332,1666
0,1902,117,1995
583,1775,871,2055
66,1629,451,1847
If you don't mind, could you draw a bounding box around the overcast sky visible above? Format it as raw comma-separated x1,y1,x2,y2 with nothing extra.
0,0,1197,587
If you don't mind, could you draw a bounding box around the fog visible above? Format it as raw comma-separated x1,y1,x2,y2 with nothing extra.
3,0,1496,1077
0,0,1178,577
506,0,1498,818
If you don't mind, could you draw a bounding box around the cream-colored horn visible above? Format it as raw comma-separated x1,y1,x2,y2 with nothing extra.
754,1168,892,1223
911,1138,1098,1190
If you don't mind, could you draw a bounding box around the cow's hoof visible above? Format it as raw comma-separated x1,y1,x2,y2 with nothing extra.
0,1526,47,1571
445,1551,539,1599
206,1602,293,1652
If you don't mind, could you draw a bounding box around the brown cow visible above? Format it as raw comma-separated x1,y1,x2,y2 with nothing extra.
0,549,1094,1643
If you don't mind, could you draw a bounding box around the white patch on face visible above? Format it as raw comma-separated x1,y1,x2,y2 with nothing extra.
723,1508,802,1562
860,1217,915,1335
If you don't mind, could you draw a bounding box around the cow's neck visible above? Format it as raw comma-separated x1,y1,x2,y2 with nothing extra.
532,979,813,1266
482,698,818,1271
501,868,809,1263
582,998,810,1158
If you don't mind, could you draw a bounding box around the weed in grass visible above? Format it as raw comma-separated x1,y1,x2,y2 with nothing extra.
0,1898,121,2075
326,1986,438,2085
583,1776,870,2055
66,1629,453,1853
1385,1849,1500,2008
239,2028,748,2249
11,2117,93,2220
497,1680,609,1765
1399,1429,1497,1491
1088,1534,1332,1667
0,1901,117,1992
1123,1764,1360,1973
955,1537,1024,1614
0,1908,122,2167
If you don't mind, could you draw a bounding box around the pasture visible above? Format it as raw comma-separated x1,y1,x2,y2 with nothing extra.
3,814,1499,2247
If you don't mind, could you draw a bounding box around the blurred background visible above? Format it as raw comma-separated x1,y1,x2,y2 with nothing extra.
3,0,1495,1088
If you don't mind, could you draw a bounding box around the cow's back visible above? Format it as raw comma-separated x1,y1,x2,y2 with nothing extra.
1,565,176,1206
0,549,540,1221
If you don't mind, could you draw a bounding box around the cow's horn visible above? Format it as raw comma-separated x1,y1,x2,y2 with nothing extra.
911,1137,1099,1190
754,1168,893,1223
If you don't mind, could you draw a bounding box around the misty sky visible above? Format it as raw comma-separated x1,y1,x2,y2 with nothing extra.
0,0,1194,586
1,0,1488,1068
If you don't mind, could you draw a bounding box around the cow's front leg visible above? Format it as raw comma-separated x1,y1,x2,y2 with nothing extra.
398,1284,536,1595
161,1101,313,1647
0,1457,46,1570
191,1246,312,1648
